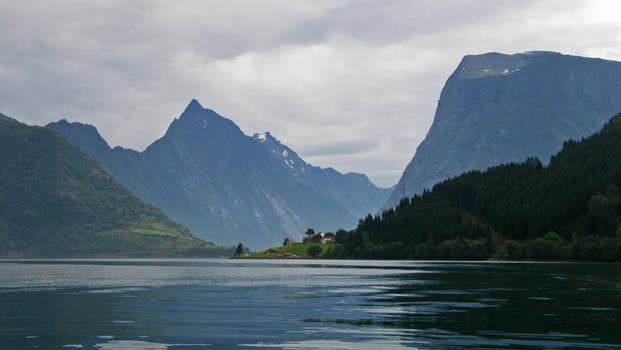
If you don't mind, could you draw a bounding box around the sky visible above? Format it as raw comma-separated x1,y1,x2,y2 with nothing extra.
2,0,621,187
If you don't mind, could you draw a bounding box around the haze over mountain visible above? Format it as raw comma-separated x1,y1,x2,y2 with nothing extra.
48,100,390,249
0,118,225,257
384,51,621,209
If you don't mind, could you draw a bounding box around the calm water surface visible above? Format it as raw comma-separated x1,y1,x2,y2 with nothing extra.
1,259,620,349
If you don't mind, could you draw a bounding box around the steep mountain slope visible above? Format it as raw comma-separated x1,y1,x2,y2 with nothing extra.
0,118,226,257
0,113,17,122
335,113,621,261
48,100,386,249
252,131,391,220
385,51,621,209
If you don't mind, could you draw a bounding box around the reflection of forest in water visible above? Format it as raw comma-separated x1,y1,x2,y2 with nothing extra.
303,263,621,348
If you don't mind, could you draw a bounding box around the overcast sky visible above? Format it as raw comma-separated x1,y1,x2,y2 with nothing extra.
2,0,621,187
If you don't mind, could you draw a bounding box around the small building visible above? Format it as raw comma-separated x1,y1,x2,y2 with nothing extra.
285,239,299,246
306,233,323,243
321,237,334,244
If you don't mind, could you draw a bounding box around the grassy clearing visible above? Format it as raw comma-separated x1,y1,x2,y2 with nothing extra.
130,227,190,239
94,229,235,257
245,243,340,259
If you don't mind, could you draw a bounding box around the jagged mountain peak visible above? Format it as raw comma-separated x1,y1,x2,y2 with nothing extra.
47,101,391,249
164,100,243,139
179,99,222,120
186,98,203,111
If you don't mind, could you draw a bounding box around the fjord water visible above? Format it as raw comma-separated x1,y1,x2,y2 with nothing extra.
1,260,620,349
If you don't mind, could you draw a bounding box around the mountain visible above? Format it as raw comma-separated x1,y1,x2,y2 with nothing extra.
384,51,621,209
0,118,228,257
252,131,392,221
333,113,621,261
47,100,389,249
0,113,17,122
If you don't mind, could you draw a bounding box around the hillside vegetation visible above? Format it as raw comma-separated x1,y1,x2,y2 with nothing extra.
245,243,340,259
0,119,232,257
333,114,621,261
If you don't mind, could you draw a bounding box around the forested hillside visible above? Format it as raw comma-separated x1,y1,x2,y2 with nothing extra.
0,119,231,257
333,114,621,261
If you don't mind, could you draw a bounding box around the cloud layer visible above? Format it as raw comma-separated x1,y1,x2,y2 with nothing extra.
2,0,621,186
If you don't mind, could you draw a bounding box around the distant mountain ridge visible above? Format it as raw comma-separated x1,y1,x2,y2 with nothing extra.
0,118,226,257
253,131,392,220
48,100,390,249
384,51,621,209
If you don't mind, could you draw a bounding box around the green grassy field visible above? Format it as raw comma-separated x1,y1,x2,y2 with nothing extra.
130,228,192,239
245,243,340,259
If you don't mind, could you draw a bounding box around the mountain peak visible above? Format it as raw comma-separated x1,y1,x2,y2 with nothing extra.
176,99,211,125
46,101,391,249
184,99,204,113
46,119,112,155
457,51,561,79
158,100,245,146
47,119,99,133
384,51,621,210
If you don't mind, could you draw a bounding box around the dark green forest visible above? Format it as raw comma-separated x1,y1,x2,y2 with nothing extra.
0,119,232,257
331,114,621,261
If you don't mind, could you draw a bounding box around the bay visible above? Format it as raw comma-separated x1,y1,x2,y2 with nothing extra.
1,259,620,349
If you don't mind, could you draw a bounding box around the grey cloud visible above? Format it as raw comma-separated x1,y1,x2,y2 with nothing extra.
298,139,377,158
275,0,542,45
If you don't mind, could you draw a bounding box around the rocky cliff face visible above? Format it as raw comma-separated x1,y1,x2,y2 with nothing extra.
48,100,389,249
384,51,621,209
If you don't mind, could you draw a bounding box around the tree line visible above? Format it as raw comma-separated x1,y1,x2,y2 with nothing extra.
328,114,621,261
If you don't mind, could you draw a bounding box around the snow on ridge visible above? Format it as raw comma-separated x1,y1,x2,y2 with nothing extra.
284,158,294,169
480,68,520,74
256,132,267,142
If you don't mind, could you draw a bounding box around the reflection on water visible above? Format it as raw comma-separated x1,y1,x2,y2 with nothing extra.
1,259,620,349
94,341,212,349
